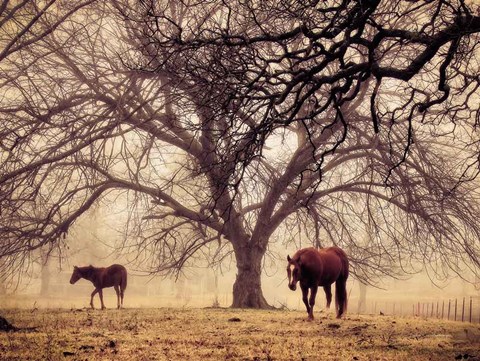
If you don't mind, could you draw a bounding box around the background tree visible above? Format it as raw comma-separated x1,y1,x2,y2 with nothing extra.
1,1,480,308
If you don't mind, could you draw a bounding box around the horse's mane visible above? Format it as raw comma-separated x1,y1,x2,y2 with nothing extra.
292,247,317,262
78,265,96,280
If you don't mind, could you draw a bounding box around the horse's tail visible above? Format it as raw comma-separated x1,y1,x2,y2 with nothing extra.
330,247,349,279
335,277,348,318
334,248,349,318
121,268,128,292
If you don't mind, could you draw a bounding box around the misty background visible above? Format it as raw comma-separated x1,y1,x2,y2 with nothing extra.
1,1,480,320
1,202,478,315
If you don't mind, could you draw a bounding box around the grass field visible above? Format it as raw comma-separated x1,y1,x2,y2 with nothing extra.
0,307,479,360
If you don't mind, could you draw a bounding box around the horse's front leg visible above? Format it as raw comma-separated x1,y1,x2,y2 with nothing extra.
98,289,106,310
300,285,311,320
308,285,318,320
90,289,99,309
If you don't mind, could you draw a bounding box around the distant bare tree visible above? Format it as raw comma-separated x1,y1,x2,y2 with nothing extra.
1,1,480,308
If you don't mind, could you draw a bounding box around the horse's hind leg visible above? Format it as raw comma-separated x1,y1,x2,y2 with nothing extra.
323,284,332,310
90,289,99,309
114,285,120,309
120,288,124,308
98,289,106,310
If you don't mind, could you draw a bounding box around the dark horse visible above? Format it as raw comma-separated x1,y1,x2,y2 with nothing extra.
70,264,127,310
287,247,349,320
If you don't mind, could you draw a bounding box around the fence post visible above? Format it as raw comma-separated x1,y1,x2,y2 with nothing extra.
462,297,465,322
469,297,472,323
454,298,457,321
448,299,451,320
436,301,439,318
442,300,445,319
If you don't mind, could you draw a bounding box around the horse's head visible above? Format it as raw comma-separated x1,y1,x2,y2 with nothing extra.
69,266,81,284
286,255,301,291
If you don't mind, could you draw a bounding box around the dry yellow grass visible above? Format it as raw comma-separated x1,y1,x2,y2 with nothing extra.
0,307,479,360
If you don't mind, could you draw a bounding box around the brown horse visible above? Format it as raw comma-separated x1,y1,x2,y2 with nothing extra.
70,264,127,310
287,246,349,320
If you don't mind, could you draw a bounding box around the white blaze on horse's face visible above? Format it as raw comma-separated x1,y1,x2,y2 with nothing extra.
287,263,299,291
289,264,295,277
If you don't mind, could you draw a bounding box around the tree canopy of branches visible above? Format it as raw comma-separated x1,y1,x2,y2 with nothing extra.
0,1,95,62
1,0,480,308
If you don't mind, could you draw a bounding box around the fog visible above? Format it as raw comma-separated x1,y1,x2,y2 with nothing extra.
1,207,479,317
1,254,479,317
2,1,480,321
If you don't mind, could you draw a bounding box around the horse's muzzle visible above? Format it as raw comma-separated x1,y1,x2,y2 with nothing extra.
288,283,296,291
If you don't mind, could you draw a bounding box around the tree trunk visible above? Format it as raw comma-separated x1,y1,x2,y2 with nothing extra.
231,244,272,309
358,282,367,314
40,263,50,296
40,255,51,296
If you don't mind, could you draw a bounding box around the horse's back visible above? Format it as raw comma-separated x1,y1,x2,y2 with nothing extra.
325,246,348,260
320,246,347,263
292,247,320,262
292,247,322,270
298,246,348,285
107,264,127,274
321,247,349,280
102,264,127,288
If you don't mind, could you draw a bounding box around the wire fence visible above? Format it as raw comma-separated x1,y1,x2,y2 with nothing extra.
353,296,480,323
412,297,480,323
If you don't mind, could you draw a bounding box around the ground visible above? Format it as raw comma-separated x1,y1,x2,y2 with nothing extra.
0,307,479,360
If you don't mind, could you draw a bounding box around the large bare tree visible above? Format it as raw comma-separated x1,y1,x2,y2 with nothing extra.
1,1,480,308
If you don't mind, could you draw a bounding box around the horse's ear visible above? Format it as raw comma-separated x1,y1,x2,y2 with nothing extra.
287,255,291,262
74,266,78,270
